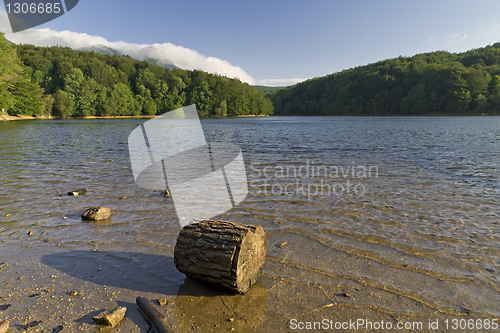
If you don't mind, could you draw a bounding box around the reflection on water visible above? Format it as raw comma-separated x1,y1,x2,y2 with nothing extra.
0,116,499,321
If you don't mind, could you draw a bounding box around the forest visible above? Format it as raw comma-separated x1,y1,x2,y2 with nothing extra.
0,32,274,117
270,43,500,115
2,30,500,118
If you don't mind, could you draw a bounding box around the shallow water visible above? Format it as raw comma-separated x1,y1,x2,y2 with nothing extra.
0,116,499,330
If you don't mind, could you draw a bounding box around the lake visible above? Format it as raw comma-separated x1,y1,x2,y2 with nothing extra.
0,116,499,331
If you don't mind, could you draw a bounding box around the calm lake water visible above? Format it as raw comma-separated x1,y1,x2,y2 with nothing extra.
0,116,499,324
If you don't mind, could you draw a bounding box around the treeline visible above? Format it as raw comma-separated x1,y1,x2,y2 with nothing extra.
271,43,500,115
0,32,273,117
0,33,47,115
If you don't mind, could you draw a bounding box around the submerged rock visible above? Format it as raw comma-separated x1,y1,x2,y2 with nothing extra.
81,207,111,221
68,188,87,195
93,306,127,326
68,188,87,196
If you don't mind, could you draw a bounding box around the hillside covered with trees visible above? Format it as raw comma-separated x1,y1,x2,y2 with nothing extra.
271,43,500,115
0,32,273,117
0,33,46,116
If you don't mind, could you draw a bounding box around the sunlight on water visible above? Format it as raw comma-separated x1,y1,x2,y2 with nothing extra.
0,116,499,320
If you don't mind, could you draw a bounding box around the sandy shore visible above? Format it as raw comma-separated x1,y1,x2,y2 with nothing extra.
0,114,54,121
0,114,270,121
1,233,496,332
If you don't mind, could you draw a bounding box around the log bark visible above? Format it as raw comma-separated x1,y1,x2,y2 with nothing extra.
174,219,266,294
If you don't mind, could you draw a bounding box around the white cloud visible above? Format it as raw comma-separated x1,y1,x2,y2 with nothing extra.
2,25,257,84
256,78,307,87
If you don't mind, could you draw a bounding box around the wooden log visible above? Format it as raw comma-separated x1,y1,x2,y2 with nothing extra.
174,219,266,294
136,296,172,333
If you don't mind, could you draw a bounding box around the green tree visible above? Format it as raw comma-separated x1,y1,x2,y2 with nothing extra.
189,79,213,116
63,68,100,116
141,96,157,115
53,89,74,117
400,83,429,114
0,32,44,115
109,82,139,116
9,80,44,116
11,39,274,118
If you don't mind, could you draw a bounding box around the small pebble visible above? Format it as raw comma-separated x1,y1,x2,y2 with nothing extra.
28,231,33,237
69,291,79,296
4,214,10,217
157,299,168,306
26,320,42,328
120,196,127,200
279,241,287,248
343,292,351,297
68,188,87,196
52,325,64,333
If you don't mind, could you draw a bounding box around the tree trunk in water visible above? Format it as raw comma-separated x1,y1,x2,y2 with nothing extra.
174,219,266,294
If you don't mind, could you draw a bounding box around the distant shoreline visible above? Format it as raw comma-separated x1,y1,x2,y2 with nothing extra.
1,114,271,121
3,113,499,121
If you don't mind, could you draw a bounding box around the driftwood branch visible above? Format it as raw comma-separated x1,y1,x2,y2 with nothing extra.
136,296,171,333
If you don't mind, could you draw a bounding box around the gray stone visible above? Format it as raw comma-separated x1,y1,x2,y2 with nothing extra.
68,188,87,196
93,306,126,326
0,320,9,333
81,207,111,221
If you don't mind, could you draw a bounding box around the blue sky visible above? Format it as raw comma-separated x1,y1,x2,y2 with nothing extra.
2,0,500,85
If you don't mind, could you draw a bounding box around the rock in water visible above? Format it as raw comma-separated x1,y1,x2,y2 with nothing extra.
68,188,87,196
93,306,127,326
81,207,111,221
174,219,266,294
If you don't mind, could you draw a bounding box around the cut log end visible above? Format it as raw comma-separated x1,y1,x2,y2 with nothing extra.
174,219,266,294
